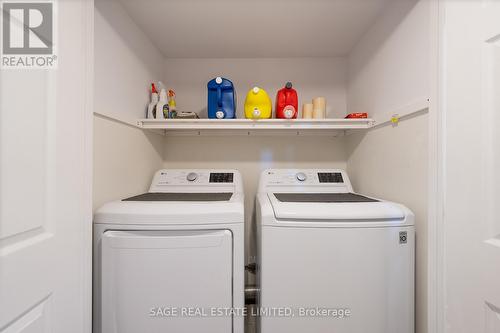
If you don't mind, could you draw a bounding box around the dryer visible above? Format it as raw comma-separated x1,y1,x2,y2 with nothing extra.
93,169,244,333
256,169,414,333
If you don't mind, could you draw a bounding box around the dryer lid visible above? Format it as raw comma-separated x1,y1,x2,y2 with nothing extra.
94,192,244,225
268,193,406,221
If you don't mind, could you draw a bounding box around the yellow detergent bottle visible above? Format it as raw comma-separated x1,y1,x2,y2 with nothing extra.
244,86,272,119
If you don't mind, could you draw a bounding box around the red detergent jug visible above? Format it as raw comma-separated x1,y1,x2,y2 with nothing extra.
276,82,298,119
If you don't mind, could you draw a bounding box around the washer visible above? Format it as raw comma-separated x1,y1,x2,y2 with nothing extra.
93,169,244,333
256,169,414,333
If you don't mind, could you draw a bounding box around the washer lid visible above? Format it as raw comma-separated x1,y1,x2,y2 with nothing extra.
268,193,406,221
123,192,233,202
274,193,378,203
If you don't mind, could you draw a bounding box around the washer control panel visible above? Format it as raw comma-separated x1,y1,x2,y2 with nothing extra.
258,169,352,192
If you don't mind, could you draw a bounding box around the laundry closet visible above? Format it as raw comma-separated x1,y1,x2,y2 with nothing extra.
93,0,433,332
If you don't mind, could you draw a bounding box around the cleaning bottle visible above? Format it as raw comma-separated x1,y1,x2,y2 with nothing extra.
167,89,177,118
207,77,236,119
244,86,272,119
147,83,159,119
275,82,298,119
156,88,169,119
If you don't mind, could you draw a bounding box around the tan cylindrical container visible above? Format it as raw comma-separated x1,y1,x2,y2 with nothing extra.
302,103,313,119
312,97,326,119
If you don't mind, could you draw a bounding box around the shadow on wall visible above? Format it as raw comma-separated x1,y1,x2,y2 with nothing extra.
93,115,165,211
348,0,419,80
346,108,428,153
94,113,165,158
95,0,165,121
163,135,347,164
346,109,429,156
95,0,164,70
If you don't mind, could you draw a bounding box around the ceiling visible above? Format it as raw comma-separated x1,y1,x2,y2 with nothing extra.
118,0,390,58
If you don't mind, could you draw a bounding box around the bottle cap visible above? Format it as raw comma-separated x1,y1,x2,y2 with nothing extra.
216,77,223,84
253,87,260,94
285,82,293,89
253,108,261,118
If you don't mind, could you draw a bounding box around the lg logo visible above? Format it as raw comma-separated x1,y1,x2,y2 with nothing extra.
399,231,408,245
2,2,53,54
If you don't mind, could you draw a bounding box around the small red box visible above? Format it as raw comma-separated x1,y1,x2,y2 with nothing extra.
345,113,368,119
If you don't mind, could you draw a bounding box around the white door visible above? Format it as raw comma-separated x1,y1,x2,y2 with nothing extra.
441,0,500,332
0,0,92,332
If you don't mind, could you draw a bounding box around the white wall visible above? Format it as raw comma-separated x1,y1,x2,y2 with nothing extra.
94,0,165,122
164,57,347,118
93,0,165,210
93,116,164,210
346,1,431,333
347,0,429,122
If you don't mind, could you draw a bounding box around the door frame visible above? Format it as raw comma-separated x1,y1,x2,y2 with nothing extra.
427,0,448,332
80,0,447,331
82,0,94,331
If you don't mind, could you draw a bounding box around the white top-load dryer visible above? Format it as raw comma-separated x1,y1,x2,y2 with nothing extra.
94,169,244,333
256,169,414,333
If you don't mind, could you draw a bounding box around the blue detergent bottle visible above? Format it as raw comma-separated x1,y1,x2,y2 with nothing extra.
207,77,236,119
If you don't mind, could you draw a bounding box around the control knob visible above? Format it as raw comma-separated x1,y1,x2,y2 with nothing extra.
186,172,198,182
296,172,307,182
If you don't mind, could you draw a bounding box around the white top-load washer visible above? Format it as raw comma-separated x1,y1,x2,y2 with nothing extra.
93,169,244,333
256,169,415,333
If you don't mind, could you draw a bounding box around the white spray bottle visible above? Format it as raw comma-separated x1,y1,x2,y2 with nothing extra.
156,88,169,119
147,83,159,119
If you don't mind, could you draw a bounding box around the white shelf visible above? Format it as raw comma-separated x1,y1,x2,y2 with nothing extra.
136,118,376,136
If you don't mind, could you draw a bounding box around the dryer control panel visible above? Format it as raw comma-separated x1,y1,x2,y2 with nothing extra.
258,169,353,193
149,169,242,193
